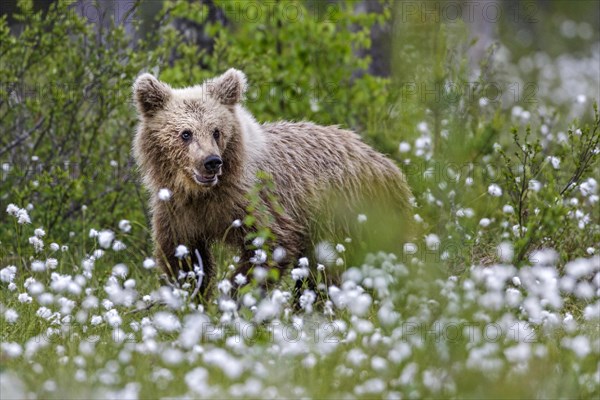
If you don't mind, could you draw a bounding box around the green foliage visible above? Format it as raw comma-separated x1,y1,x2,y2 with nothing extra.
497,104,600,264
0,0,176,255
161,0,390,132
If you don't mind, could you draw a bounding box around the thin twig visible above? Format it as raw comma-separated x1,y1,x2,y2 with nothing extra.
0,116,45,157
125,300,163,315
190,249,205,299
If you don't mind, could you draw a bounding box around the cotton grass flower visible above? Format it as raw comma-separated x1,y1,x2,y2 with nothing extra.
579,178,597,197
203,348,244,379
497,242,514,263
0,266,17,283
6,203,19,216
104,309,122,327
272,247,287,263
488,184,503,197
299,290,316,313
158,188,172,201
456,208,472,218
548,156,561,169
217,279,233,295
315,241,336,265
185,368,209,394
36,307,52,319
291,268,309,281
118,220,131,233
415,134,432,158
153,312,181,332
241,293,256,308
16,209,31,224
7,204,30,224
31,260,45,272
425,234,440,250
234,274,247,286
561,335,591,358
253,267,267,282
254,299,281,322
528,179,542,192
4,309,18,323
329,284,373,317
112,240,126,251
175,245,189,259
143,258,156,269
98,230,115,249
250,249,267,264
112,264,129,278
219,298,237,314
298,257,309,268
45,258,58,270
502,205,514,214
252,236,265,247
479,218,491,227
162,348,184,366
1,343,23,358
18,293,32,303
403,243,417,254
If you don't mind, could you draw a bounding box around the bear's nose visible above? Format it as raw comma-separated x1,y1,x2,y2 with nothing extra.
204,155,223,173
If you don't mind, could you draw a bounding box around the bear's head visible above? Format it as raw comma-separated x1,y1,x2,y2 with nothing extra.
133,69,247,195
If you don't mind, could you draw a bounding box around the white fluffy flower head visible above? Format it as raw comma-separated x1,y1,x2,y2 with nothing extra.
488,184,503,197
158,188,172,201
175,245,189,259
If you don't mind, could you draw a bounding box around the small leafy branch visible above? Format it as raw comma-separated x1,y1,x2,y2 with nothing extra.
498,104,600,264
561,102,600,196
499,125,544,237
243,170,280,250
240,170,284,286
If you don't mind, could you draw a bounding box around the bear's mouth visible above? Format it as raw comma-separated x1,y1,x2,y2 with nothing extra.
193,172,218,186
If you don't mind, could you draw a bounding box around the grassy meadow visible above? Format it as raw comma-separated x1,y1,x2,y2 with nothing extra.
1,1,599,398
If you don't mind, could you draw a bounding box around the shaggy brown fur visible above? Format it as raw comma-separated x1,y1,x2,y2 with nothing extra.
133,69,412,295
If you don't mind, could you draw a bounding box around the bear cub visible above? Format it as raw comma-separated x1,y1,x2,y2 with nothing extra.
133,69,412,296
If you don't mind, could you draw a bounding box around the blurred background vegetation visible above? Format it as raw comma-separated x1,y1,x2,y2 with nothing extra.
1,0,599,271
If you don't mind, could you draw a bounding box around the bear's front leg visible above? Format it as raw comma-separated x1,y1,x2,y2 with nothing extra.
153,216,216,297
154,237,216,297
230,224,306,291
153,236,182,282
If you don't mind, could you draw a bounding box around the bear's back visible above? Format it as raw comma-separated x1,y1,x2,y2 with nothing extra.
255,122,409,223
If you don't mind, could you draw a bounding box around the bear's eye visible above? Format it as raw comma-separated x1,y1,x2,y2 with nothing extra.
212,128,220,140
180,130,192,142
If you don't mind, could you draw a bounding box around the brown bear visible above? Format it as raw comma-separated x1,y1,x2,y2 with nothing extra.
132,69,412,295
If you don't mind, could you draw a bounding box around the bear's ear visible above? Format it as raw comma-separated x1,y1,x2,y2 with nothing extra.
206,68,247,105
133,73,171,117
